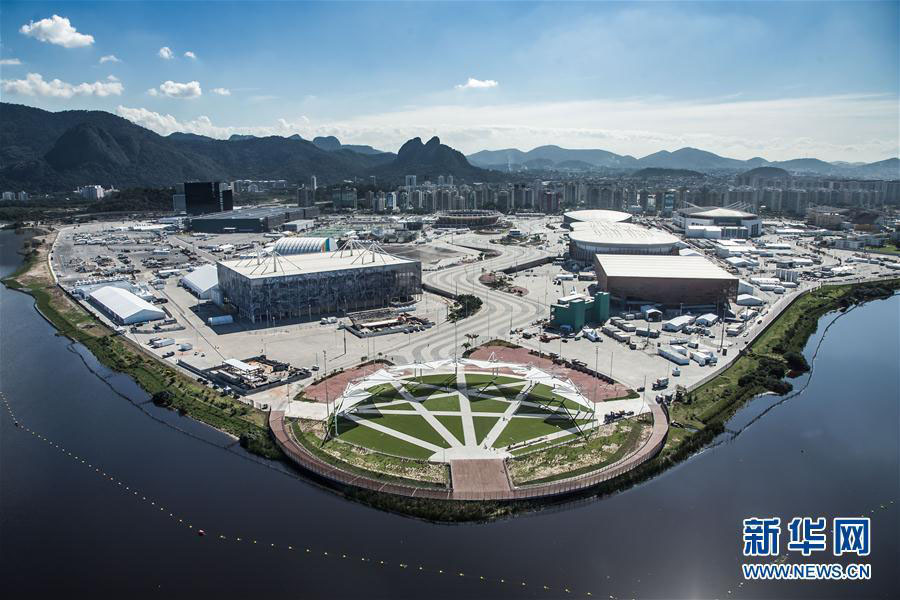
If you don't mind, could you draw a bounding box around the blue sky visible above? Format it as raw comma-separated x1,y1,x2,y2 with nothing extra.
1,1,897,161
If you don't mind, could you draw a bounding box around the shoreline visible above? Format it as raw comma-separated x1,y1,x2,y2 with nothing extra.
3,227,897,521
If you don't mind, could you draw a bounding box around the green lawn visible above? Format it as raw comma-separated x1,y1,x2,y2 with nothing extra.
468,396,513,413
524,390,583,412
481,383,527,399
868,243,900,256
360,412,452,449
333,417,436,460
416,374,458,386
421,393,460,412
369,402,414,411
473,416,501,445
514,404,559,416
434,415,466,444
465,373,520,386
491,415,587,449
403,383,446,397
366,383,406,399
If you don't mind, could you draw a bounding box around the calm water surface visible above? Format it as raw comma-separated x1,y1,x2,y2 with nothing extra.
1,229,897,598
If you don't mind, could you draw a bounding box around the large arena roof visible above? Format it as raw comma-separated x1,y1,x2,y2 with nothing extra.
679,207,757,219
219,248,415,279
594,255,737,280
563,209,632,224
569,221,679,248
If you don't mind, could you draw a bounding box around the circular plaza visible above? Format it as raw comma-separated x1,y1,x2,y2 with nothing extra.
272,356,668,502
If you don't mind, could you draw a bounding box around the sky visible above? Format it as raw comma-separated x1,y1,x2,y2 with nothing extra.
1,1,898,162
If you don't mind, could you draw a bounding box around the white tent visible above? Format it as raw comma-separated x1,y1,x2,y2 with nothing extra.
181,264,219,299
88,286,165,325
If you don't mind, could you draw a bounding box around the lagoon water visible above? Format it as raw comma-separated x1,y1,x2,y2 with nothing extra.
1,228,897,598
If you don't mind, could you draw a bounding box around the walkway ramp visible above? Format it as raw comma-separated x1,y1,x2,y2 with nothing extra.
450,458,511,499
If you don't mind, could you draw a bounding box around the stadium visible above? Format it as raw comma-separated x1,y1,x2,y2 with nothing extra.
673,207,762,238
567,221,681,261
217,246,421,323
321,358,647,462
562,209,632,228
435,210,502,228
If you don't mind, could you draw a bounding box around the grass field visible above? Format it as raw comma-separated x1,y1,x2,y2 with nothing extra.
334,416,437,459
491,416,589,449
334,371,595,456
473,416,501,444
434,415,466,444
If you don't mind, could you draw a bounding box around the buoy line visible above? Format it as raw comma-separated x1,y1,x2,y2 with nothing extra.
2,389,894,599
0,390,596,597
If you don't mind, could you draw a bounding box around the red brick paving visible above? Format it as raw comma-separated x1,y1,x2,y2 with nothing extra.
301,361,392,403
468,345,631,402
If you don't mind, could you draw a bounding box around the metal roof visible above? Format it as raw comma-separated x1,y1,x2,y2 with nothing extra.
273,237,334,255
569,221,679,247
181,264,219,294
563,209,632,223
680,207,757,219
88,286,165,322
219,248,416,279
595,255,737,281
190,206,298,221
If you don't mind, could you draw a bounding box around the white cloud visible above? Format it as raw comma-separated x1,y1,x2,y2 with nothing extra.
184,51,197,59
115,105,309,138
1,72,122,98
115,93,897,162
455,77,499,90
323,94,897,161
19,15,94,48
149,80,202,99
158,46,174,60
0,58,23,66
99,54,121,64
210,87,231,96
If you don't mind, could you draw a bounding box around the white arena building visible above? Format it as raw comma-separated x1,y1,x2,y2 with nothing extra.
562,209,632,228
567,221,681,261
674,207,762,238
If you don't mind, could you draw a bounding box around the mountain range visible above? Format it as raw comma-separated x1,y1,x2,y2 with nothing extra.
0,103,492,192
467,145,899,179
1,103,896,192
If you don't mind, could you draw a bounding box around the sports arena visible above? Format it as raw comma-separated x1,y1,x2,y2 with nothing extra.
435,210,502,229
673,207,762,238
567,221,681,261
562,209,632,228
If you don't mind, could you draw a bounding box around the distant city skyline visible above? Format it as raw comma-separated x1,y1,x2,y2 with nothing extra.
1,1,897,162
